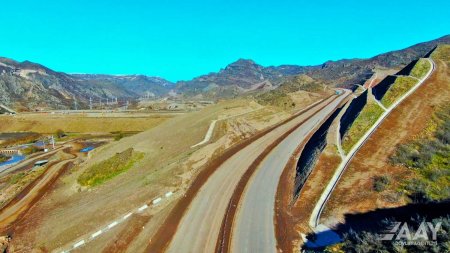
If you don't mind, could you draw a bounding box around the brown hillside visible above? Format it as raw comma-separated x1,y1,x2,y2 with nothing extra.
321,46,450,225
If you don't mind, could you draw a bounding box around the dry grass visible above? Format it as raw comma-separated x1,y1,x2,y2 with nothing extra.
0,114,171,133
410,58,432,79
7,98,273,251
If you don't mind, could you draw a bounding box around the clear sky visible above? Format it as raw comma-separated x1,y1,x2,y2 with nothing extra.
1,0,449,82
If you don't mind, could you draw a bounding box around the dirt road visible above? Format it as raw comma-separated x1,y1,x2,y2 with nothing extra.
0,148,76,232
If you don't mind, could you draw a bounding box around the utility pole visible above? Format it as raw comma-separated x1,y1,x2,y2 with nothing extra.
89,97,93,110
73,97,78,111
126,100,129,110
50,135,55,149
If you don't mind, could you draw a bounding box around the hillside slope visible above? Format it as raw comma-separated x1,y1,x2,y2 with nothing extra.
0,58,173,110
321,44,450,229
1,35,449,110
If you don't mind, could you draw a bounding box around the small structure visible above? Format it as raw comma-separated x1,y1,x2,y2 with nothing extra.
34,160,48,166
0,149,22,156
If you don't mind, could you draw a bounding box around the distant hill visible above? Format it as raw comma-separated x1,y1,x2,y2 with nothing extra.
174,59,316,98
0,58,173,110
175,35,450,97
72,74,174,97
306,34,450,86
1,34,449,110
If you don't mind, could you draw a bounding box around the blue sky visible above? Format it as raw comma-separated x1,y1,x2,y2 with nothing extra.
1,0,449,81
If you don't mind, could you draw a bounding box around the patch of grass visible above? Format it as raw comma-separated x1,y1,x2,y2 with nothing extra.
21,145,41,155
256,89,296,110
0,115,170,133
342,100,384,153
9,172,26,184
381,76,417,108
410,58,431,79
114,131,124,141
0,132,41,148
431,44,450,62
390,104,450,202
78,148,144,187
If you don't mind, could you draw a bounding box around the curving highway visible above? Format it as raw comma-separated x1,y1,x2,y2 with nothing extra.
230,90,350,253
165,93,348,253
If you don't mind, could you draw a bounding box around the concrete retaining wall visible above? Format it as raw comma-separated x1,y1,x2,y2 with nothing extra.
293,106,343,198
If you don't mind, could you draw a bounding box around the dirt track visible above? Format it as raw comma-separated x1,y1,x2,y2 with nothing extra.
0,147,76,233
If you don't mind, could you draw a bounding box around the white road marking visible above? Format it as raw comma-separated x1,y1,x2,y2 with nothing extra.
152,197,162,205
108,221,118,229
57,190,174,252
123,212,133,219
91,230,102,238
73,240,85,248
138,204,149,211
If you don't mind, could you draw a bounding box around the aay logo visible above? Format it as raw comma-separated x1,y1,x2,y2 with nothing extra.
379,221,442,246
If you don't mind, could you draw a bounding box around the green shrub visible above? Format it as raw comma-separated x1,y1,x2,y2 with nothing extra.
340,215,450,253
114,131,124,141
390,105,450,202
9,172,26,184
56,129,66,138
21,145,40,155
78,148,144,187
373,175,390,192
0,154,10,163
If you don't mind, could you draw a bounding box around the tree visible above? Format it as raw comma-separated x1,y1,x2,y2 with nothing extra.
56,129,66,138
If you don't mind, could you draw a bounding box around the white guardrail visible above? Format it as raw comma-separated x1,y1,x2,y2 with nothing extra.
58,191,175,253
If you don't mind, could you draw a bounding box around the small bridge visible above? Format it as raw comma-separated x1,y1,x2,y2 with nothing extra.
0,149,22,156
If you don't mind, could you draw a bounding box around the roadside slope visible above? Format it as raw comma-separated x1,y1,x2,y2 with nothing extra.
321,47,449,226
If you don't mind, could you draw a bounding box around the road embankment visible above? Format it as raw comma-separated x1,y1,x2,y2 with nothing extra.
293,106,343,198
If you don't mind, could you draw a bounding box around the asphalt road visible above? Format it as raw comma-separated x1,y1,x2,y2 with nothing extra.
166,95,343,253
230,90,350,253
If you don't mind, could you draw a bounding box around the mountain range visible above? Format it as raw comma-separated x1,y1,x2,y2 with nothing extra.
1,34,449,110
